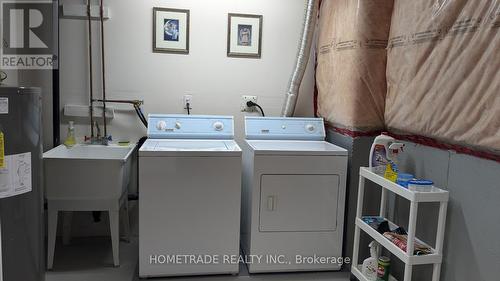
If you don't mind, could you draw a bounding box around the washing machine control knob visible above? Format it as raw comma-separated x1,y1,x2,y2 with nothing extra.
213,121,224,131
305,124,316,132
175,122,182,129
156,120,167,131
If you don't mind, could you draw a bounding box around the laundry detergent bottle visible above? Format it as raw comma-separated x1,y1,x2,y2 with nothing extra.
369,133,404,179
369,134,395,175
362,241,379,280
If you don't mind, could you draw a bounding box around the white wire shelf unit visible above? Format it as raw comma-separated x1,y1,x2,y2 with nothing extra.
351,167,449,281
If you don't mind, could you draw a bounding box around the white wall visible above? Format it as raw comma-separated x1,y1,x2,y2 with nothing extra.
59,0,315,143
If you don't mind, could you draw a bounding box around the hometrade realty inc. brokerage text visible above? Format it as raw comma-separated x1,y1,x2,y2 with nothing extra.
149,254,350,266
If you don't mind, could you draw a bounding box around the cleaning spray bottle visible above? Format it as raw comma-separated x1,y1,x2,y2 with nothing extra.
369,133,404,181
64,121,76,148
362,241,380,280
384,142,405,182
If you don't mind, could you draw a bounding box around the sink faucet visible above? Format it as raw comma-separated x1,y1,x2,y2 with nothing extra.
94,121,101,139
84,121,110,145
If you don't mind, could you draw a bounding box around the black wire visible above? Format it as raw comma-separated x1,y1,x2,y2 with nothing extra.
133,106,144,124
134,105,148,128
186,102,191,115
247,101,265,117
138,106,147,125
255,104,265,117
138,108,148,127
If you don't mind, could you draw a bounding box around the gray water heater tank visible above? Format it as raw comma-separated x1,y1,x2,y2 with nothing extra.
0,85,44,281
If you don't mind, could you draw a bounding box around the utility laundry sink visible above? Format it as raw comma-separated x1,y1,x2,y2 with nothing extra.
43,144,135,200
43,143,136,269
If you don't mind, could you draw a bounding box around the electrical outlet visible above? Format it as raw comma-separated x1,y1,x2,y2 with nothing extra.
241,95,258,112
183,94,193,114
183,94,192,105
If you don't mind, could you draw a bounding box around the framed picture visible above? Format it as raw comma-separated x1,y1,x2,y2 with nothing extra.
153,8,190,54
227,13,263,58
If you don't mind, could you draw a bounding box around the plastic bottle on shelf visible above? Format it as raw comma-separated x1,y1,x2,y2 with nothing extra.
369,134,393,175
369,133,405,179
383,142,405,182
377,256,391,281
362,241,380,280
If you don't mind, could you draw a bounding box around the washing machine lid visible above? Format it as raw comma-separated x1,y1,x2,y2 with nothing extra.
139,139,241,157
245,140,347,156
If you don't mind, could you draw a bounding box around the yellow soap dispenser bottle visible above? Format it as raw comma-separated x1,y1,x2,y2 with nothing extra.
64,121,76,147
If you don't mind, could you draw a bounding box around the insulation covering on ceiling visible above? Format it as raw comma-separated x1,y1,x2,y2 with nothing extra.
316,0,394,132
385,0,500,153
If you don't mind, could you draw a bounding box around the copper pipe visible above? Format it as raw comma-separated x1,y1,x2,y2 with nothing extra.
93,99,148,128
87,0,94,137
100,0,107,137
93,99,144,106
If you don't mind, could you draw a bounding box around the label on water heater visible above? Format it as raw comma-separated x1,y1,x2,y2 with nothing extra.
0,97,8,114
0,152,32,198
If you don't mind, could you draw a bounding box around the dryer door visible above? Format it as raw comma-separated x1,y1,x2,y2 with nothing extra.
259,174,339,232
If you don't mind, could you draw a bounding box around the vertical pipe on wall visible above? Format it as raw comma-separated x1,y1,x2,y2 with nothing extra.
99,0,107,137
87,0,94,138
281,0,319,117
53,0,60,146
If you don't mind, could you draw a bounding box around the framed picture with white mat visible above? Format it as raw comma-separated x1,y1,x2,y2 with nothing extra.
153,7,190,54
227,13,263,58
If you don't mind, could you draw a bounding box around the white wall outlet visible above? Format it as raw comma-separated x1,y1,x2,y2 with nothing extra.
241,95,258,112
183,94,193,113
183,94,192,105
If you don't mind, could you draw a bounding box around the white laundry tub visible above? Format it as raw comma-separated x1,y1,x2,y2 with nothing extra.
43,144,135,201
43,143,136,268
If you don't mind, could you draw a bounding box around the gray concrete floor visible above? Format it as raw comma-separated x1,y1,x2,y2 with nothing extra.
46,202,350,281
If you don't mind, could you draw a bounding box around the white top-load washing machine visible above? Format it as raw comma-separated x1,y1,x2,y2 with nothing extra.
241,117,348,273
139,115,242,278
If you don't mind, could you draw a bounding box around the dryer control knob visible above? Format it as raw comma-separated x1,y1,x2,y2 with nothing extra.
156,120,167,131
305,124,316,132
213,121,224,131
175,122,182,129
